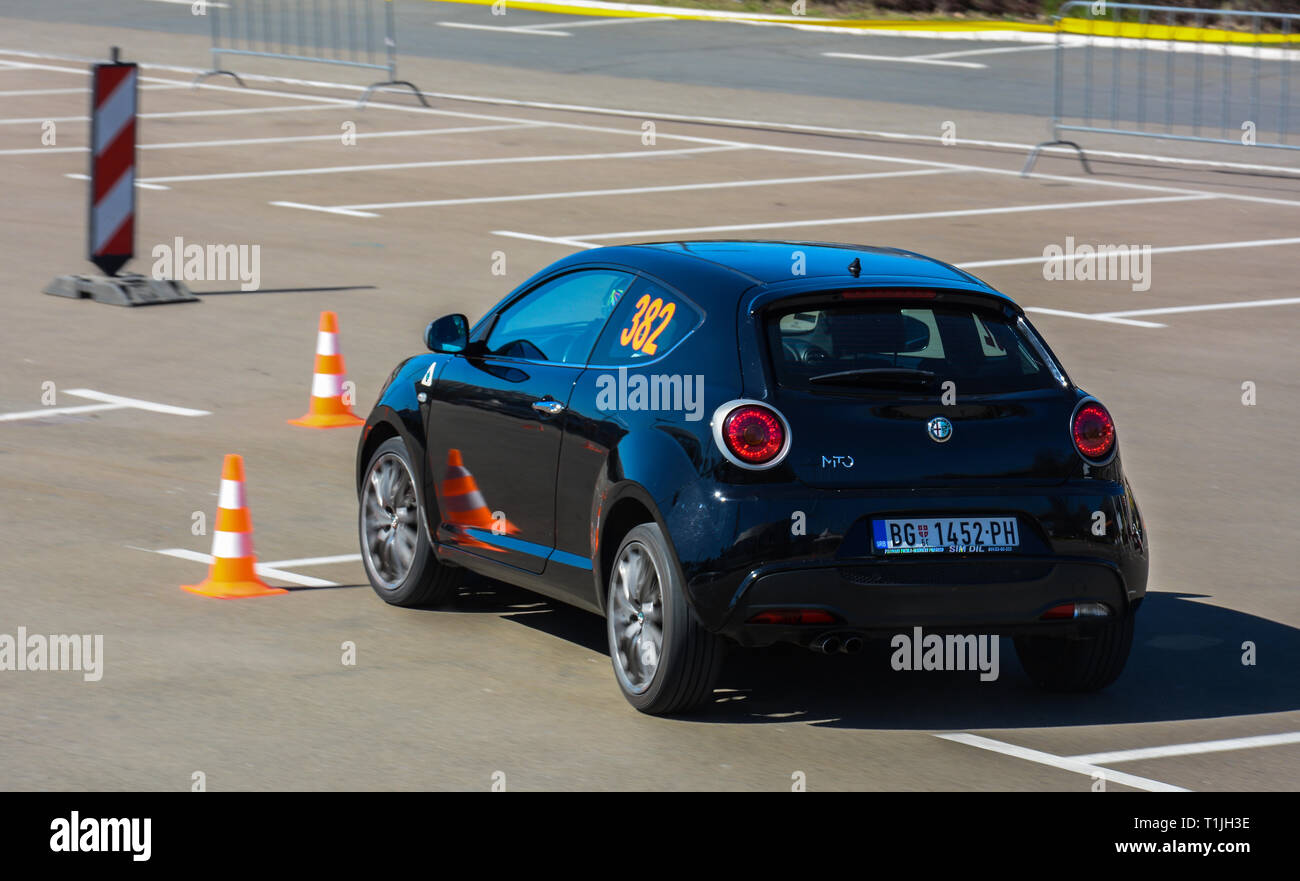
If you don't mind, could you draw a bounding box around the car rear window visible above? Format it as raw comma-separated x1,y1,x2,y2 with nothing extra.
766,301,1060,396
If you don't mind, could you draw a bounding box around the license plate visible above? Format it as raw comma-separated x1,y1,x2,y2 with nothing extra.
872,516,1019,554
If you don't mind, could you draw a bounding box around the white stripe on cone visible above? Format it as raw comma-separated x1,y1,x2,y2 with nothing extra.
316,332,339,356
211,530,253,559
217,479,246,511
311,372,346,398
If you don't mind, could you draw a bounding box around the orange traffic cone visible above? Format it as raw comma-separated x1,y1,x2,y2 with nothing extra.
441,449,517,550
289,311,364,429
182,455,287,599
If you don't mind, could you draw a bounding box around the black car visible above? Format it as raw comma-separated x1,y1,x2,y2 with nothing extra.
356,241,1148,714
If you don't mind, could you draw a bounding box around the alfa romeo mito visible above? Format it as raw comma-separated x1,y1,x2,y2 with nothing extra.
356,241,1148,714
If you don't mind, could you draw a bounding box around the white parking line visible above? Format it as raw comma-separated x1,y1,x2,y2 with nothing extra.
1022,307,1166,329
65,173,170,191
561,194,1213,242
936,733,1190,792
290,168,957,215
0,389,210,423
65,389,210,416
152,548,338,588
437,22,574,37
918,44,1060,61
261,554,361,568
0,403,126,423
0,104,338,126
0,84,184,98
492,230,601,249
139,145,743,184
823,52,988,70
958,236,1300,269
269,202,382,218
437,15,670,37
1069,732,1300,765
0,123,541,156
1099,296,1300,319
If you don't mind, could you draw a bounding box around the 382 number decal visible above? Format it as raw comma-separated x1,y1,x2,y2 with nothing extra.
619,294,676,356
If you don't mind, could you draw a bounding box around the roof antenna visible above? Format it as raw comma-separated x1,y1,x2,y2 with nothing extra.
847,257,861,278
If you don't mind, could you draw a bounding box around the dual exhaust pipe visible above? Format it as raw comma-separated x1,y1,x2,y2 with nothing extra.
811,633,864,655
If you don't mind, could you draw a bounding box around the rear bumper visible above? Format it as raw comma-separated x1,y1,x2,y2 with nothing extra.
721,555,1134,646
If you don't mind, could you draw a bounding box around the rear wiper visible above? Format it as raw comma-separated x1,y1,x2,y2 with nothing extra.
809,367,937,387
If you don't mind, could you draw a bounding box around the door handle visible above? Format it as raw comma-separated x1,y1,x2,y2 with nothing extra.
532,398,565,415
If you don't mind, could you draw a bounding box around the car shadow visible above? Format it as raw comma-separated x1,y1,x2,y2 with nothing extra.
439,578,1299,729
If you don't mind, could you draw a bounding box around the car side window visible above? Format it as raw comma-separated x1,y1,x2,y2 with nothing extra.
588,279,702,365
486,269,635,364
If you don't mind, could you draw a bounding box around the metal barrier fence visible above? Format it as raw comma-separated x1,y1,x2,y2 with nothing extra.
1023,2,1300,174
194,0,427,107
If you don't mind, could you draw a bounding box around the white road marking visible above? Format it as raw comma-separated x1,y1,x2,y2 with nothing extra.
139,122,539,150
531,16,673,29
1099,296,1300,319
0,145,85,155
65,389,210,416
0,83,183,97
916,44,1061,61
139,145,742,184
1070,732,1300,765
437,22,573,37
823,52,988,70
152,548,338,588
65,173,170,191
1022,307,1167,329
936,733,1190,792
0,390,210,422
0,403,126,423
303,168,956,213
0,104,337,126
269,201,380,218
0,123,538,156
260,554,361,568
565,194,1213,241
959,236,1300,269
492,230,601,249
141,0,228,6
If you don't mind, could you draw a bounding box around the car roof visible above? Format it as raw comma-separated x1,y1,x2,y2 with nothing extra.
553,240,1010,305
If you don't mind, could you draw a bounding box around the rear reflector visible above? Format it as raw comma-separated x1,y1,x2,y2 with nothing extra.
747,609,838,626
1041,602,1112,620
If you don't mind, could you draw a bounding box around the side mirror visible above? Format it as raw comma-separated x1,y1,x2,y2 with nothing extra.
425,313,469,353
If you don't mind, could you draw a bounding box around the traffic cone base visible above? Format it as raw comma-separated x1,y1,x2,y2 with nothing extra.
288,408,364,428
183,580,288,600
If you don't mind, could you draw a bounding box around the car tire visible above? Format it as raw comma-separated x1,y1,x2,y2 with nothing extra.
1014,612,1135,692
606,523,723,715
359,437,462,607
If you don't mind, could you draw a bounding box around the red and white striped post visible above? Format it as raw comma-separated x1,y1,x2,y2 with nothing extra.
87,48,136,277
44,47,195,306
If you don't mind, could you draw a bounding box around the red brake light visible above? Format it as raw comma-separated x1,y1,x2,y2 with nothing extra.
724,405,785,465
1071,401,1115,461
841,288,937,300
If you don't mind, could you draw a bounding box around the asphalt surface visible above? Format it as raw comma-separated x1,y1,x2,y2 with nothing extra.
0,2,1297,791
